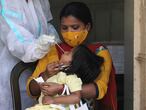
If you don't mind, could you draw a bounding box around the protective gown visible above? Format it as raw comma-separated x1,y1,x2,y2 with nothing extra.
0,0,59,109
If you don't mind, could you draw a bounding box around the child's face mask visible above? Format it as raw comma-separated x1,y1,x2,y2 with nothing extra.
61,30,88,47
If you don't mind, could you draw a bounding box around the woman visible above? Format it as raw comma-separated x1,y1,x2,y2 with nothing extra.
27,2,117,110
0,0,59,110
26,45,104,110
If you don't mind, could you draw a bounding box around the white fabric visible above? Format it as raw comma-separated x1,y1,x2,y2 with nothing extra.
25,104,66,110
0,0,60,110
39,0,52,22
35,34,56,57
37,34,55,46
63,85,89,110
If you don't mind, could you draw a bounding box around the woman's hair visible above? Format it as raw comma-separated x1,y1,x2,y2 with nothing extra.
63,45,104,84
60,2,93,28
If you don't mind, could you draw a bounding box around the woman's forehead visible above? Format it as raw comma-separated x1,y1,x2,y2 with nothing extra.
61,16,83,25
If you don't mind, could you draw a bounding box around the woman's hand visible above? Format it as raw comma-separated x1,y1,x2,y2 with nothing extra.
39,82,63,96
42,62,60,81
46,62,60,75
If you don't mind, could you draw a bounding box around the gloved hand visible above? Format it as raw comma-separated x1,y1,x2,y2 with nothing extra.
38,34,55,45
36,34,55,52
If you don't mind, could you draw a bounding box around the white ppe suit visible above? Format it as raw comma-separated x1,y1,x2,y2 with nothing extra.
0,0,60,110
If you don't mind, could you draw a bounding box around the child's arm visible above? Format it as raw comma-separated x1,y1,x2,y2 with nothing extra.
42,90,81,104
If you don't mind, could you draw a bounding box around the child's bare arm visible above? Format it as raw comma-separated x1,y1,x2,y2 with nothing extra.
42,91,81,105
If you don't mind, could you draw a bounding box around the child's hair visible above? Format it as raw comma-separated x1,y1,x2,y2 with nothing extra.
60,2,93,29
63,45,104,84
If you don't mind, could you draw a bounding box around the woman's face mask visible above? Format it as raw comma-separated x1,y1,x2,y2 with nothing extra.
61,30,88,47
60,16,90,47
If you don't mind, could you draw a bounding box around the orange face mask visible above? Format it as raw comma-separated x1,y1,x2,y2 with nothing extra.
61,30,88,47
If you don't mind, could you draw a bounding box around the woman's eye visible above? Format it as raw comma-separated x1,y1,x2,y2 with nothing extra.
61,25,68,30
72,25,80,30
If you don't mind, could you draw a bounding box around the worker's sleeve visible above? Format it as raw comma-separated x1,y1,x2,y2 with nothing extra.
0,3,59,63
95,46,112,100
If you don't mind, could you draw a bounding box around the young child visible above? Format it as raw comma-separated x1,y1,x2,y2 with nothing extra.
26,45,104,110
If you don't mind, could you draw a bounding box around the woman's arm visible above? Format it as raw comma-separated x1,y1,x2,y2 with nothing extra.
81,48,112,100
26,51,60,98
28,61,63,97
43,91,81,104
81,83,97,99
28,80,64,98
95,49,112,99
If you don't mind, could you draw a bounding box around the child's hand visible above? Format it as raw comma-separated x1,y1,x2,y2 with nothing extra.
42,96,54,105
39,82,64,96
